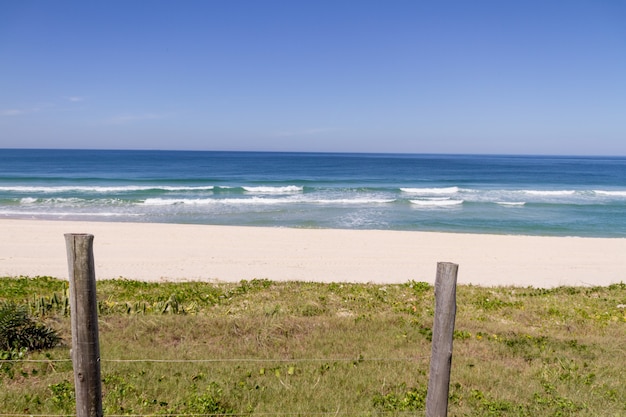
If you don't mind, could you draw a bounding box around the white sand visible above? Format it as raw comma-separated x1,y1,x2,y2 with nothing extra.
1,219,624,287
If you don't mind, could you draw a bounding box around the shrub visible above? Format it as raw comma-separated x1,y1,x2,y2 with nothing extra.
0,302,60,351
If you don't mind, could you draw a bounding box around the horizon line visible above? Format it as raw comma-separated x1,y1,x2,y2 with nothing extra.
1,147,625,159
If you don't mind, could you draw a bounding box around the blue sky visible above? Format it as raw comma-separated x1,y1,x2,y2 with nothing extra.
1,1,625,155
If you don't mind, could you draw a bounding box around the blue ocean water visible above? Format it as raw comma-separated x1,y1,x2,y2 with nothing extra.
1,149,625,237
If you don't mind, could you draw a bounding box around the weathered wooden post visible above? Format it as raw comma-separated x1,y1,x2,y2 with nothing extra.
425,262,459,417
65,233,103,417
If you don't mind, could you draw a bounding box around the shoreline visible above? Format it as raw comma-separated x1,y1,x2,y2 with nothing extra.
1,219,625,288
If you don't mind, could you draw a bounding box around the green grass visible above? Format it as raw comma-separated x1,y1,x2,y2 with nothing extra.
1,276,625,416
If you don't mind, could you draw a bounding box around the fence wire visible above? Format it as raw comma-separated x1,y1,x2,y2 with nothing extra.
1,413,422,417
1,356,429,364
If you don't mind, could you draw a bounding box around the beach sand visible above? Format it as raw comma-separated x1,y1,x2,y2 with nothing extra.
1,219,624,287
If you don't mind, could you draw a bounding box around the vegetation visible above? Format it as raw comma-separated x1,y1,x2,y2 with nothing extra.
0,301,60,352
1,276,625,416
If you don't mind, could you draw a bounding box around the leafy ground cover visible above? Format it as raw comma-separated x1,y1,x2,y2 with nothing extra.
1,276,625,416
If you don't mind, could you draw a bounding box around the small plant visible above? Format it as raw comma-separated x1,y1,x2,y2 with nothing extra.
184,382,235,414
49,380,75,410
30,291,70,317
471,389,523,416
0,302,60,351
372,384,427,411
406,280,431,295
474,294,523,311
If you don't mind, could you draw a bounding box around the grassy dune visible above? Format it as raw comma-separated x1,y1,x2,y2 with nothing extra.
1,276,625,416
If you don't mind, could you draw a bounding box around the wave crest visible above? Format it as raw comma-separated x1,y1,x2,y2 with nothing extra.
242,185,303,194
401,186,459,195
410,199,464,207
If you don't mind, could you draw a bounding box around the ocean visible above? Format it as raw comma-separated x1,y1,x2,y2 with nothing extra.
1,149,625,237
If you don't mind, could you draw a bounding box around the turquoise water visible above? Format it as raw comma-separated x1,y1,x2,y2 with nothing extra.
1,149,625,237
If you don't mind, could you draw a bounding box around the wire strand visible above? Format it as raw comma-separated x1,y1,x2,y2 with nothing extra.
1,356,428,364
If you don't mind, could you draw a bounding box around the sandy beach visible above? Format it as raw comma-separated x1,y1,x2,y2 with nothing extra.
1,219,625,287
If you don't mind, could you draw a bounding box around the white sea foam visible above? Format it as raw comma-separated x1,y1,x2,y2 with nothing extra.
593,190,626,197
401,187,459,195
24,197,126,208
158,186,215,191
0,186,67,193
312,198,396,205
496,201,526,206
242,186,303,194
0,209,136,217
142,197,296,206
419,197,452,201
222,197,301,205
524,190,576,196
410,199,464,207
0,185,215,193
141,196,394,206
42,197,85,205
143,198,211,206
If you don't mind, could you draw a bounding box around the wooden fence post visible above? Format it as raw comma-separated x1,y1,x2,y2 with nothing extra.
65,233,103,417
425,262,459,417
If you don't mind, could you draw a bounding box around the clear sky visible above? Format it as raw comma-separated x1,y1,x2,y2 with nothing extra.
1,1,625,155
